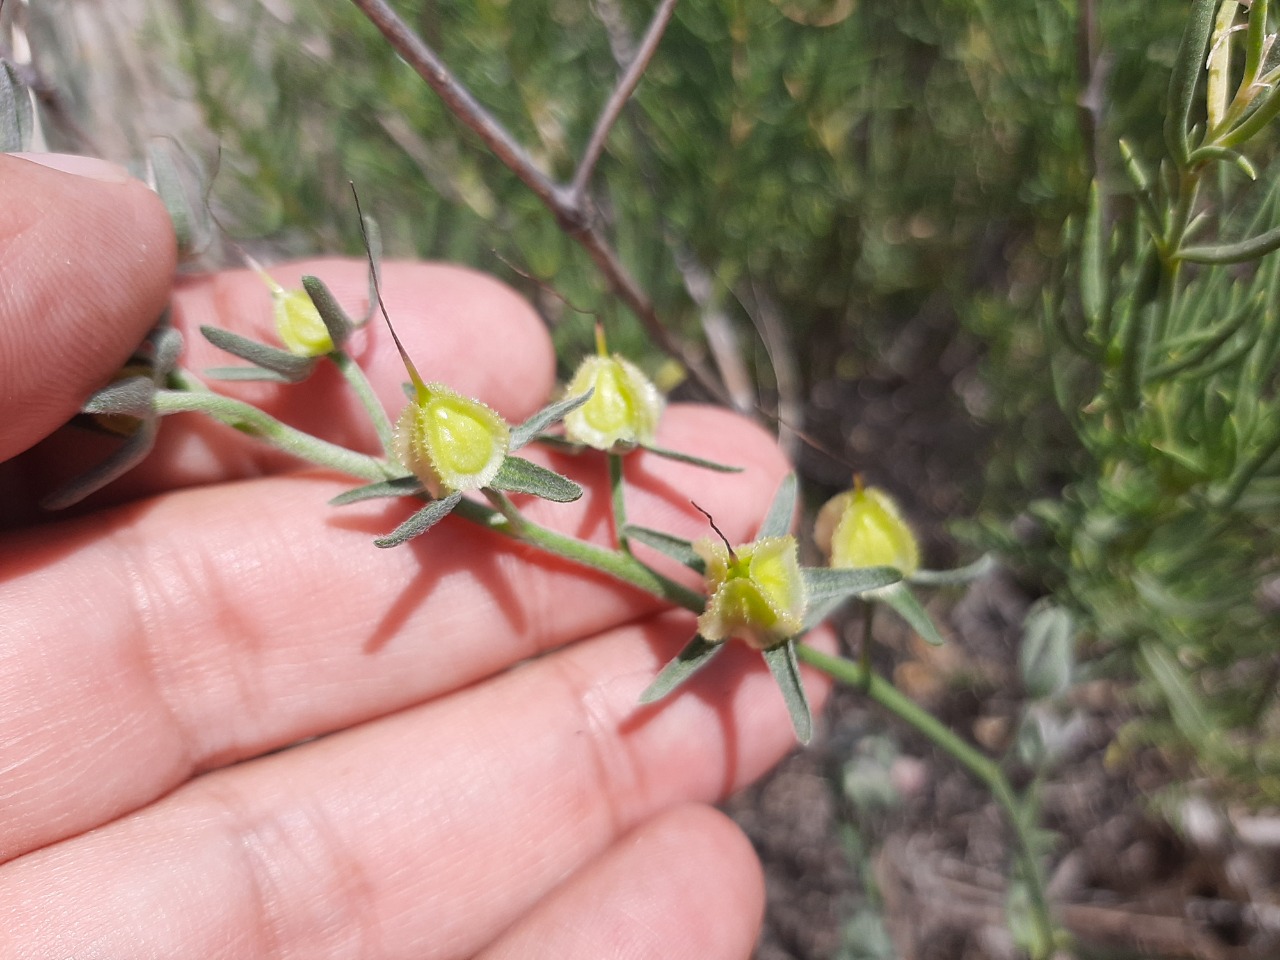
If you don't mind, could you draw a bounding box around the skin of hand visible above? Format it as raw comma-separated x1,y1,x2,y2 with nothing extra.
0,153,832,960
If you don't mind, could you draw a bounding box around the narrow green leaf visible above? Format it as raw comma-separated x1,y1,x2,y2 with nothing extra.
758,473,797,539
330,475,423,506
1165,0,1218,166
1147,299,1253,382
908,554,997,586
0,61,33,152
763,641,813,744
200,326,316,382
801,566,901,630
1139,643,1215,749
1019,602,1076,700
147,139,211,260
374,490,462,547
798,568,901,604
624,525,705,572
1119,140,1163,235
1080,180,1108,331
639,635,725,703
1178,223,1280,263
40,421,159,510
877,582,945,646
203,366,295,383
639,443,743,472
1187,144,1258,179
1220,78,1280,148
302,275,355,347
490,456,583,502
1206,2,1239,132
510,389,593,450
1244,0,1270,83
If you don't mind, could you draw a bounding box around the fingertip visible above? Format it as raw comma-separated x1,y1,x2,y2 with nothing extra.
0,153,177,462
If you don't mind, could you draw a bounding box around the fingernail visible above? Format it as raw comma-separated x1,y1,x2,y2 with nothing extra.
11,152,133,184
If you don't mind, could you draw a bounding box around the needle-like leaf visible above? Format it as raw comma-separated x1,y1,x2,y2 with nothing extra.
374,491,462,547
510,390,594,450
758,473,798,539
639,635,725,703
763,641,812,744
624,525,704,572
638,443,742,472
330,475,424,506
201,326,315,382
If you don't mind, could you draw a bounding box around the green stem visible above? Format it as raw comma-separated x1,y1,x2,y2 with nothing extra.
332,349,397,457
452,497,705,611
858,601,874,682
155,383,701,612
153,390,394,482
609,453,630,552
796,645,1060,960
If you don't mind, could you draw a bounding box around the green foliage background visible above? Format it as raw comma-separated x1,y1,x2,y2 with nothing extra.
22,0,1280,803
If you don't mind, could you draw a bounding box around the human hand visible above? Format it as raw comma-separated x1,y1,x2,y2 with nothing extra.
0,152,828,959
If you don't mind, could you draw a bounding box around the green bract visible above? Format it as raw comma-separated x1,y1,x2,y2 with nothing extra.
695,535,807,650
815,484,920,576
394,383,511,495
563,353,664,451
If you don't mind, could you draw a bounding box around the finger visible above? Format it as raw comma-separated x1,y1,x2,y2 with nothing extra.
476,805,764,960
0,404,790,861
0,153,176,463
11,259,556,518
0,613,825,960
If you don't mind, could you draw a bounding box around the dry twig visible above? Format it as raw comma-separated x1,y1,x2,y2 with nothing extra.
348,0,729,403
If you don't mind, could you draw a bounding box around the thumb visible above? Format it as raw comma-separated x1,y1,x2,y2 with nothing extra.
0,152,176,463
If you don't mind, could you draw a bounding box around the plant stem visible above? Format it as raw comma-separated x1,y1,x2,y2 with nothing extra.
347,0,729,405
609,453,630,551
153,390,393,482
452,496,704,611
332,349,396,457
795,644,1060,960
570,0,680,197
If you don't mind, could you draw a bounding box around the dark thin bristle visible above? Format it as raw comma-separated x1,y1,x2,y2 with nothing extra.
692,500,737,562
350,181,425,393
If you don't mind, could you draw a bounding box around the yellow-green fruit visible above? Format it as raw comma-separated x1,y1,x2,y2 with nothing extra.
815,486,919,575
275,288,333,357
695,535,807,650
563,354,663,451
395,384,510,495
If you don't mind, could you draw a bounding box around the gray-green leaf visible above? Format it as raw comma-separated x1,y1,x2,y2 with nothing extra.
624,525,704,572
639,635,725,703
878,582,945,646
302,275,355,347
510,390,593,450
0,61,34,152
1019,601,1076,700
331,475,423,506
802,566,902,629
490,456,583,502
374,491,462,547
638,443,742,472
763,641,813,744
82,377,157,417
758,473,797,539
201,326,316,382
